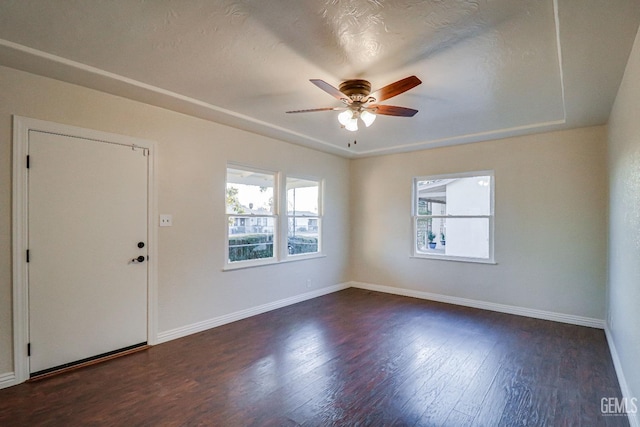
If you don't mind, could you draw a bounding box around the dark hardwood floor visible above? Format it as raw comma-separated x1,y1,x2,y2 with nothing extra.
0,288,628,426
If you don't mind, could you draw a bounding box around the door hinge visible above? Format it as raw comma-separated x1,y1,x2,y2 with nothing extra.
26,250,30,263
26,155,30,169
27,343,31,357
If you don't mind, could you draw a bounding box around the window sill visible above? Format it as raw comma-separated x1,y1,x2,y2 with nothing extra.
281,253,326,263
410,254,496,265
223,253,326,271
223,258,278,271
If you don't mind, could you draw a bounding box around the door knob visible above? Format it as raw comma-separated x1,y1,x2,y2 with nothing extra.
132,255,146,263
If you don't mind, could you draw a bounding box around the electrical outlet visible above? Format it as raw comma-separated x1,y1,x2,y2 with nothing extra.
159,214,173,227
306,279,312,289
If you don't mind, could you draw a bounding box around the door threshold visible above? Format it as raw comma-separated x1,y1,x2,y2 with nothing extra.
28,343,150,382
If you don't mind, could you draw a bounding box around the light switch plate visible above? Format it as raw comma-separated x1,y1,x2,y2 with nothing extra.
159,214,172,227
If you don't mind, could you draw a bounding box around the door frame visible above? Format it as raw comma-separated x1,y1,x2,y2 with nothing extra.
12,116,158,384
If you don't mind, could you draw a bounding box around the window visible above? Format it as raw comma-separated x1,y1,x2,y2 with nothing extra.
413,171,494,263
287,177,321,256
226,166,277,266
225,166,324,269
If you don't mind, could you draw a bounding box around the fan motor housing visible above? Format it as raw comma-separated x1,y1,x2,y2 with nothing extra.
339,79,372,99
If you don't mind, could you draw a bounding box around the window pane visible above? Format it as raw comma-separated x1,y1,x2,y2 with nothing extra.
228,216,274,262
288,217,319,255
416,217,490,259
226,168,274,215
286,177,320,256
416,175,491,216
287,178,319,216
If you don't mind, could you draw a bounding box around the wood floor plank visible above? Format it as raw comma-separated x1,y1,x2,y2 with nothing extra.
443,408,475,426
554,378,582,427
453,340,506,417
0,288,627,426
471,365,515,427
497,382,557,426
414,338,498,425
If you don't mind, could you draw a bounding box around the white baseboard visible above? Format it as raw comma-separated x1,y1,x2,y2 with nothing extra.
605,325,639,427
157,282,350,343
159,280,606,345
350,281,606,329
0,372,17,390
3,281,617,398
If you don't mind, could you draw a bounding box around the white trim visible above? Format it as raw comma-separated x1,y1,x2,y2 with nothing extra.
157,283,350,343
552,0,568,123
146,138,159,345
281,252,326,263
284,175,323,260
158,280,607,346
410,254,497,265
5,277,616,393
354,119,567,157
0,39,353,158
225,164,279,269
605,326,639,427
0,39,569,160
222,255,279,271
350,281,605,329
412,170,495,264
0,372,17,390
224,165,326,269
11,116,159,384
11,116,29,384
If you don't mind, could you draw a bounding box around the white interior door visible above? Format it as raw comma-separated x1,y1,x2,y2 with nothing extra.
28,130,148,375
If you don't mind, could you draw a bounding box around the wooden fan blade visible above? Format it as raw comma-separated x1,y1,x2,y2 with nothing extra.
370,76,422,102
369,104,419,117
310,79,350,102
286,107,343,113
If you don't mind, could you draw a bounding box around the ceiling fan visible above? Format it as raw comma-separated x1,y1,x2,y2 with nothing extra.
286,76,422,131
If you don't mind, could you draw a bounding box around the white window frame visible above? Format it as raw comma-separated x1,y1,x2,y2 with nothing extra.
284,176,324,260
412,170,495,264
225,164,279,270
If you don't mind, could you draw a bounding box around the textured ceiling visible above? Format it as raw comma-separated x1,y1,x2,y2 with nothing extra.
0,0,639,157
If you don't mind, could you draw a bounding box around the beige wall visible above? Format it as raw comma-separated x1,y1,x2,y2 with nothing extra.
350,127,608,319
0,66,351,375
608,24,640,419
0,63,616,385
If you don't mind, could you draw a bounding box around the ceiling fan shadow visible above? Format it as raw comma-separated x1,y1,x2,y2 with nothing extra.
360,2,526,76
244,0,526,78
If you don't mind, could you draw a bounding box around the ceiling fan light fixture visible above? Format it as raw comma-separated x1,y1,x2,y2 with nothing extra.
361,110,376,127
345,116,359,132
338,109,354,126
